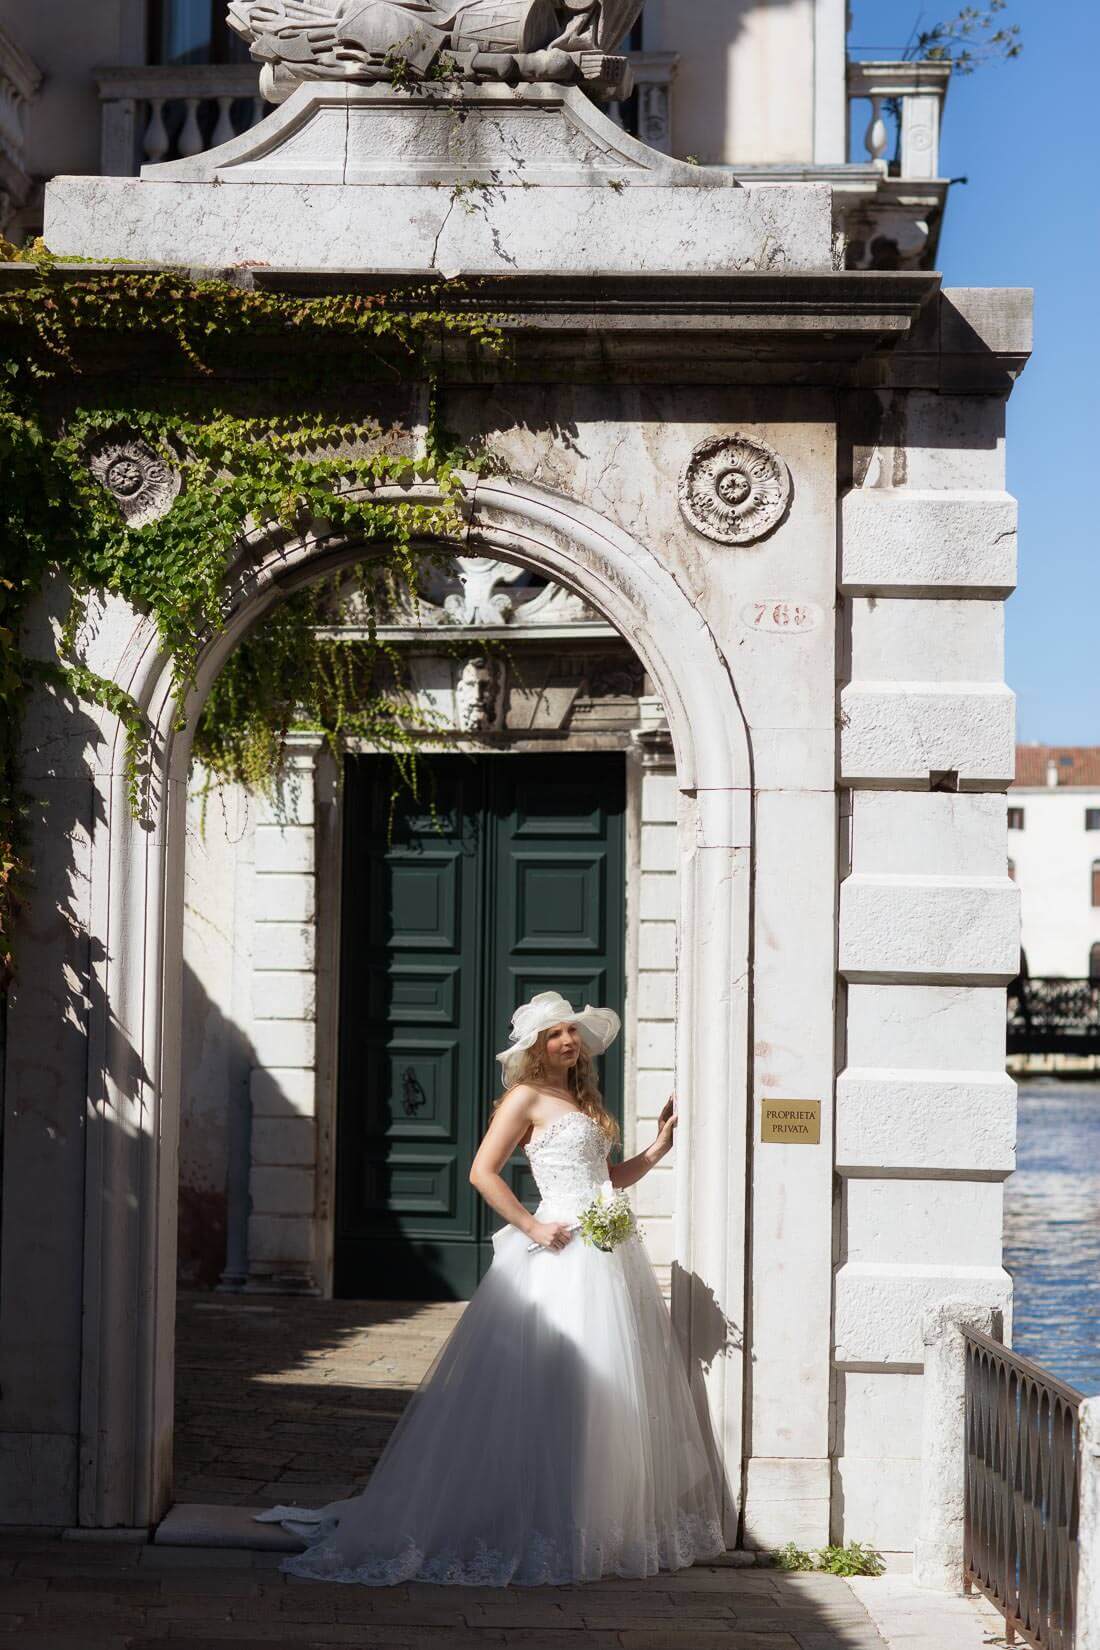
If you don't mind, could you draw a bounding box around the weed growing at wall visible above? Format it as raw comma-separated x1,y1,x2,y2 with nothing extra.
0,238,504,980
773,1541,886,1577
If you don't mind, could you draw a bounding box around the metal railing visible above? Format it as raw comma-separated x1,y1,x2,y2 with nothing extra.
964,1328,1084,1649
1008,978,1100,1056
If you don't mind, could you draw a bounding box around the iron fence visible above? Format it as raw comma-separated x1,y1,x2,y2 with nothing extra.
1007,977,1100,1057
964,1328,1084,1648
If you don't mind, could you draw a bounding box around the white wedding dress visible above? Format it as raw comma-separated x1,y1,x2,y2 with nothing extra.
255,1110,726,1586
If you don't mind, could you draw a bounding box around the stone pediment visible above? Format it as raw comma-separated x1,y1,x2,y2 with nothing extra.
137,79,729,188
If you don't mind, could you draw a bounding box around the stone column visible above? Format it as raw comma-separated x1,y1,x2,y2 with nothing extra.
913,1300,1000,1592
246,737,321,1293
1079,1398,1100,1650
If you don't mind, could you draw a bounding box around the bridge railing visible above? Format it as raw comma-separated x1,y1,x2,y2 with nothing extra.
1008,978,1100,1056
964,1329,1084,1649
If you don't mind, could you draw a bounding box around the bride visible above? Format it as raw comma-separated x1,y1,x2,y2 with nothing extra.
255,988,726,1585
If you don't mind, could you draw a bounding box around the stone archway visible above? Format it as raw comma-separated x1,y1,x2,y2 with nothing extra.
77,476,753,1540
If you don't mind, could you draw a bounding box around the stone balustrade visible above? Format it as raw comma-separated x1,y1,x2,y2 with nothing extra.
97,65,265,177
97,51,679,178
847,59,952,180
0,25,43,232
615,50,679,154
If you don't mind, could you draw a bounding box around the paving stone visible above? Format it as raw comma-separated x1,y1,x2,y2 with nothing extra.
622,1637,803,1650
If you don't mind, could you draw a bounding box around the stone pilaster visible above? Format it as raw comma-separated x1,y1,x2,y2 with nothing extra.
246,738,321,1294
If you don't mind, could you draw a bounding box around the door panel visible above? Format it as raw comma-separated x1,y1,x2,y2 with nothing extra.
482,757,625,1280
336,752,625,1300
336,758,484,1300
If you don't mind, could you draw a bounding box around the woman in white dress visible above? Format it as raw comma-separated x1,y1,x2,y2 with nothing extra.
255,989,726,1586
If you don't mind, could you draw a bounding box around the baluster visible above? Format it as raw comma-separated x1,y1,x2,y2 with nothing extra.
863,95,888,165
249,95,265,131
144,97,169,164
212,94,235,149
178,96,204,157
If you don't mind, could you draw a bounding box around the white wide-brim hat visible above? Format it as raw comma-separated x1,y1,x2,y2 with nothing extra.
495,990,621,1082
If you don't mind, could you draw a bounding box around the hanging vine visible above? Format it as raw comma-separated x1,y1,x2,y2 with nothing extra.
0,238,507,982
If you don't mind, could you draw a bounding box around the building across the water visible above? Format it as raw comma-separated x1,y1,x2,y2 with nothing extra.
0,0,1030,1565
1010,746,1100,981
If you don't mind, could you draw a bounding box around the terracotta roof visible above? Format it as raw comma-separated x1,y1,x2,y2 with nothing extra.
1013,746,1100,787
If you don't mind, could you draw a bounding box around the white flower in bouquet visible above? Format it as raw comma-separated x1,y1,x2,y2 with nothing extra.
577,1179,638,1252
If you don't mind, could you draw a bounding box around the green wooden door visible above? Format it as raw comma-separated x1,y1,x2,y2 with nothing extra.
335,753,625,1301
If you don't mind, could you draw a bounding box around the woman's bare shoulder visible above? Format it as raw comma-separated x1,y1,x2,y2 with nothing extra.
497,1082,538,1113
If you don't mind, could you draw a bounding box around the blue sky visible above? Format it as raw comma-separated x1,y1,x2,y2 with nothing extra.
849,0,1099,744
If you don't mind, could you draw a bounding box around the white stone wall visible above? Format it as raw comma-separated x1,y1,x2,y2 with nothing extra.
834,380,1020,1549
628,758,680,1295
179,774,254,1288
1007,785,1100,977
247,750,321,1292
642,0,845,165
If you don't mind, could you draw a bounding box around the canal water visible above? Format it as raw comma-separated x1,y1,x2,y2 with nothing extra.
1004,1081,1100,1395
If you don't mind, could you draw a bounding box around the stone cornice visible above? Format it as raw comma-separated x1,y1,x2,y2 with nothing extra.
0,266,1031,389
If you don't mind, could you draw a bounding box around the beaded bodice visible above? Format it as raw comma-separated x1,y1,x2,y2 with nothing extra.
523,1111,611,1216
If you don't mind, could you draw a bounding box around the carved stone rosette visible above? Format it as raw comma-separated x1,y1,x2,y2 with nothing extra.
678,433,791,546
87,435,182,528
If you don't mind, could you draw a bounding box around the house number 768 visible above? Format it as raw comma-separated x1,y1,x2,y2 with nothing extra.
744,601,822,633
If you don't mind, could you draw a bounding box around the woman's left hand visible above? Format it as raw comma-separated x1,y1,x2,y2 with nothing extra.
657,1092,677,1144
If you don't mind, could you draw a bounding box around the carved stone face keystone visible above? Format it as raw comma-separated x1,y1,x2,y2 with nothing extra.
455,653,505,733
87,435,182,528
678,434,791,546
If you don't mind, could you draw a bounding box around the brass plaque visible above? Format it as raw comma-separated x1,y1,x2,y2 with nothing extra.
761,1099,821,1145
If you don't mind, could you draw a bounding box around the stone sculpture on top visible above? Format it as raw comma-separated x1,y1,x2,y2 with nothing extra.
227,0,644,100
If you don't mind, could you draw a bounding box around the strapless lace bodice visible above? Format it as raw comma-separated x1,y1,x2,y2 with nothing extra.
523,1111,612,1216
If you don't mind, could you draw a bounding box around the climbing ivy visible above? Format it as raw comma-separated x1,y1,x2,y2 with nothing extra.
0,237,506,982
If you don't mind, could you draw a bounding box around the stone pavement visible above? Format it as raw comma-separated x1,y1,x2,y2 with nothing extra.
0,1293,1013,1648
847,1573,1011,1650
173,1293,469,1509
0,1534,892,1649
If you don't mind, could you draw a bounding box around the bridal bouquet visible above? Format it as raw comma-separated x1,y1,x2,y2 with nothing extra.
577,1182,638,1252
526,1180,640,1254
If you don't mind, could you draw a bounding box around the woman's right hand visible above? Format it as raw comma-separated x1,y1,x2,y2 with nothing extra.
527,1219,575,1252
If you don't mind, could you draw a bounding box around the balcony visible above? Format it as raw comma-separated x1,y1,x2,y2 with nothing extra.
0,25,42,234
97,65,265,176
844,59,953,269
94,52,950,269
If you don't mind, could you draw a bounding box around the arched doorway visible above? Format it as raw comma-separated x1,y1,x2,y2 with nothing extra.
76,477,754,1539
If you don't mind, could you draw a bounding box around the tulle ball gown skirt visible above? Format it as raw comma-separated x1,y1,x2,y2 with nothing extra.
255,1197,726,1586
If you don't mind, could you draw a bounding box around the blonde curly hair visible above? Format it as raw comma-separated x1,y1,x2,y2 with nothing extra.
493,1023,621,1153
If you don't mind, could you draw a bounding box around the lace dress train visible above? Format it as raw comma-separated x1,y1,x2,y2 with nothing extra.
255,1111,726,1586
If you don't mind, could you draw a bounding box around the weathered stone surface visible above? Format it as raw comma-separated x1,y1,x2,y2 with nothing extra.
839,874,1020,983
848,596,1003,685
833,1265,1011,1367
840,684,1016,786
1079,1398,1100,1650
841,488,1018,596
913,1300,1000,1593
44,85,833,275
836,1070,1016,1174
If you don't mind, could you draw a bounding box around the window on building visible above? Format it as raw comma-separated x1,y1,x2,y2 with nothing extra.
1093,860,1100,909
1087,809,1100,831
1091,944,1100,984
1007,858,1016,881
149,0,251,65
1008,807,1025,830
